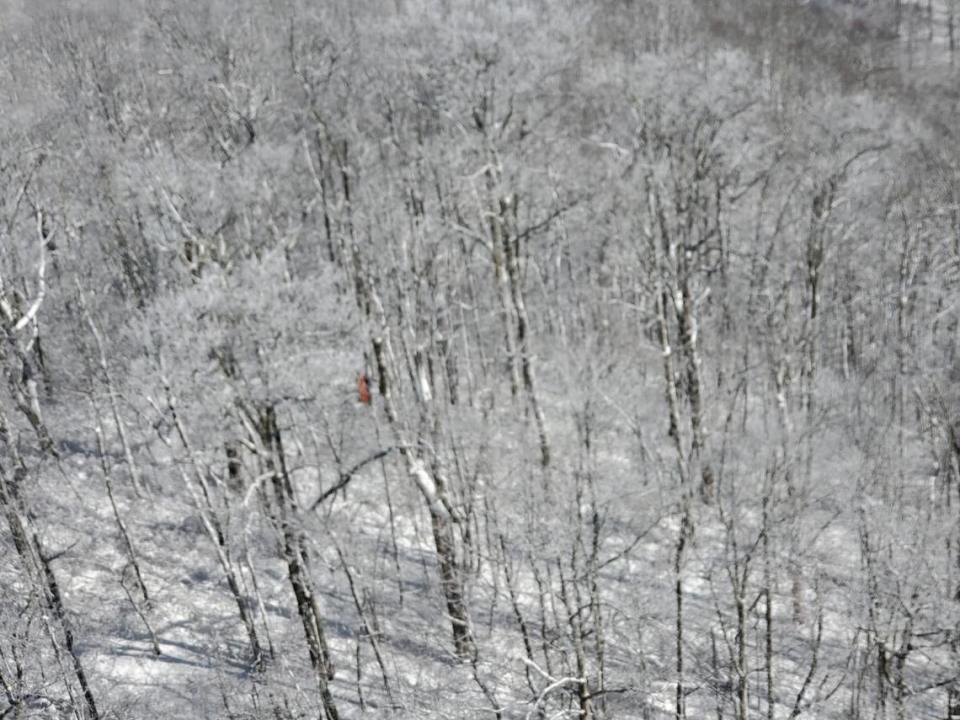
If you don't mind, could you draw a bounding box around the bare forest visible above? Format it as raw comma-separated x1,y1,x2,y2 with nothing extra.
1,0,959,718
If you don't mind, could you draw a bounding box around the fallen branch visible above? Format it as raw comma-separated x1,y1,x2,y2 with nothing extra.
310,447,397,510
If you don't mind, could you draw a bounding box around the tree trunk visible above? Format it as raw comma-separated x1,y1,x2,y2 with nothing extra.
256,405,339,720
500,197,550,469
372,336,476,659
0,463,100,720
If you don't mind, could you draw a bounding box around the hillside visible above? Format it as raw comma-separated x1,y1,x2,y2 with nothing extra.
1,1,959,719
